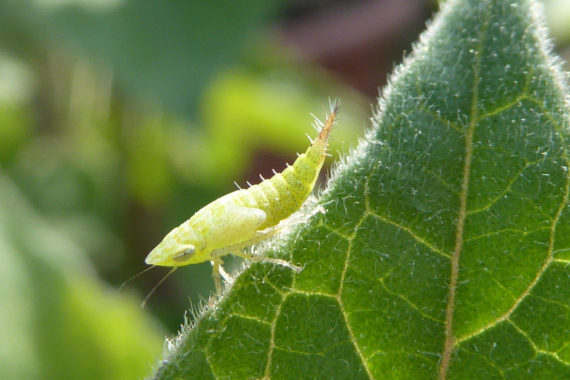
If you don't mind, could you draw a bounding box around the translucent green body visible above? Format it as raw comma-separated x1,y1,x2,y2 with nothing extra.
144,106,337,291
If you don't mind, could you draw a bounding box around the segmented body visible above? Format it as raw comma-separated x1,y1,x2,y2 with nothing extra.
187,128,327,251
235,139,325,229
145,104,337,292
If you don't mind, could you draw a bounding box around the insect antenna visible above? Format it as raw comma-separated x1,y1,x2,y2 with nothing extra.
233,181,242,190
118,265,157,292
141,267,177,308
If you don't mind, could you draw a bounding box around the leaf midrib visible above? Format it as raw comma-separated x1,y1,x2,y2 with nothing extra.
438,6,489,378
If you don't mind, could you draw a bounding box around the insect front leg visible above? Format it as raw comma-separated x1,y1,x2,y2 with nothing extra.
211,258,224,294
218,263,234,286
210,255,237,294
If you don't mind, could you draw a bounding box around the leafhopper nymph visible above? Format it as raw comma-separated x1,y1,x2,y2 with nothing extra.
145,103,338,293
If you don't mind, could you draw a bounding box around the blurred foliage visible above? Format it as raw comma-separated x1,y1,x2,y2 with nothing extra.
544,0,570,45
0,0,281,118
0,173,164,380
0,0,567,379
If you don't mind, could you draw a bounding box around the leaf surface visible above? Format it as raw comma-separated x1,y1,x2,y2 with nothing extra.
153,0,570,378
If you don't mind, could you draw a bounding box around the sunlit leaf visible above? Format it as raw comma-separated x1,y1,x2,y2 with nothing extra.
152,0,570,378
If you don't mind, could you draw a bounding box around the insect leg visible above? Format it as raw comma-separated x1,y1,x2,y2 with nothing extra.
211,258,224,294
218,264,234,286
232,250,303,273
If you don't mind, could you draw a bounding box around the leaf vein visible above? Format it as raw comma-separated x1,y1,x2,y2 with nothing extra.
337,217,375,379
379,278,445,323
229,313,271,326
465,227,549,242
456,162,569,346
263,291,288,378
477,93,529,121
440,4,490,377
417,103,465,134
466,158,543,215
366,211,451,259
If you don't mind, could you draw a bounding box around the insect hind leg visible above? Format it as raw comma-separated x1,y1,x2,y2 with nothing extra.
232,250,303,273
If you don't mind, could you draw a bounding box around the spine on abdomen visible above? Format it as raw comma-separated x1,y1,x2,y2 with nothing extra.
238,106,336,228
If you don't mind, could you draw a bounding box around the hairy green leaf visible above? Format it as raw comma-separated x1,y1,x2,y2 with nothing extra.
152,0,569,378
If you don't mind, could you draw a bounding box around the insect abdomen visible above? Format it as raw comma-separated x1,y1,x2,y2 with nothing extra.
239,106,337,228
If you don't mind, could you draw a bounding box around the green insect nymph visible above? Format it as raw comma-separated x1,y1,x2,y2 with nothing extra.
145,103,338,293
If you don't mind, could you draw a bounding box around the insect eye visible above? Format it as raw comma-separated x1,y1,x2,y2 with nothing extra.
173,246,195,262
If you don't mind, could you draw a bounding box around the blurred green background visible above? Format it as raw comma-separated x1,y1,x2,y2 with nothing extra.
0,0,567,379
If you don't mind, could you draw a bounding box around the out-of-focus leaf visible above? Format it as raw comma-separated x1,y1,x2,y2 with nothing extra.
0,104,31,163
545,0,570,44
150,0,570,378
125,115,176,206
46,0,281,117
0,172,164,380
188,69,368,186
